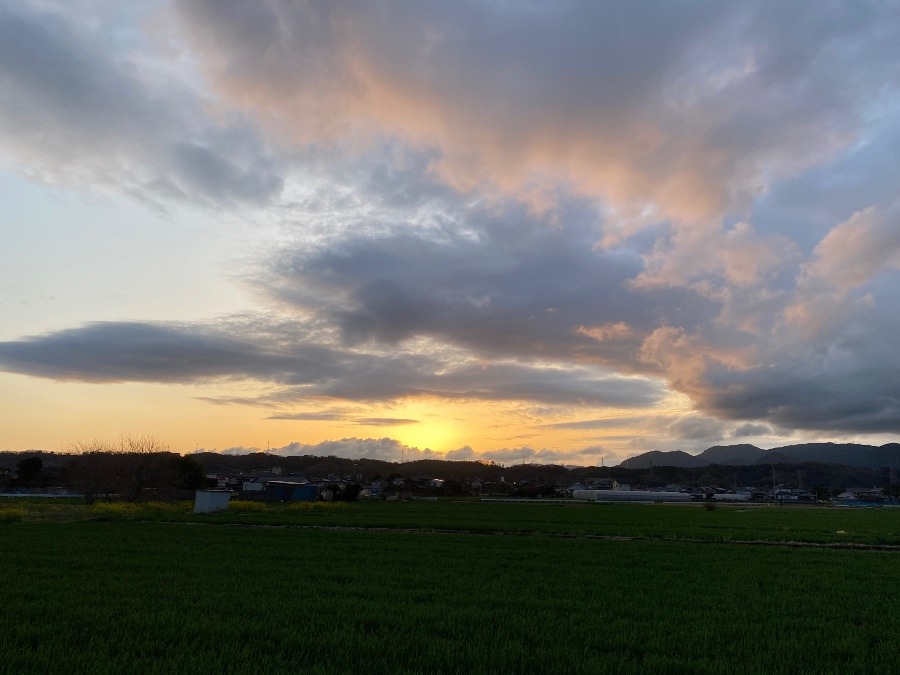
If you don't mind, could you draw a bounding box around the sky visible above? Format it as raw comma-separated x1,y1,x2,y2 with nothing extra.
1,0,899,466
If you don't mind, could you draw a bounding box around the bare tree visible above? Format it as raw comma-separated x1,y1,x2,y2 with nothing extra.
65,440,116,505
113,434,173,502
65,434,179,503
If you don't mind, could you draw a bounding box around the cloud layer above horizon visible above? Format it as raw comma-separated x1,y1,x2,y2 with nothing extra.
1,0,899,461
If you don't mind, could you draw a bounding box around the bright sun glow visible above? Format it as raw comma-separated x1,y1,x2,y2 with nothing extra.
380,401,467,454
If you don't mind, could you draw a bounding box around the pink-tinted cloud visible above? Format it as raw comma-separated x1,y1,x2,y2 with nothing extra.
173,1,892,226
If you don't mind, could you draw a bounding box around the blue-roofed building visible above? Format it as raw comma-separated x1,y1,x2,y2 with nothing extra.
265,481,318,502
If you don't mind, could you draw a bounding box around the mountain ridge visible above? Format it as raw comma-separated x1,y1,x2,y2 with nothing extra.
620,442,900,470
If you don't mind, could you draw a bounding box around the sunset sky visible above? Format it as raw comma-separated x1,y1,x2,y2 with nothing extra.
1,1,899,465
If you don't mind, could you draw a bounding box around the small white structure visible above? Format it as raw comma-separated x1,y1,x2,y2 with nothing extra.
242,479,265,492
194,489,231,513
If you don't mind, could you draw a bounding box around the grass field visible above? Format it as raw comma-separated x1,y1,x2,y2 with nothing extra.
3,500,900,673
3,497,900,545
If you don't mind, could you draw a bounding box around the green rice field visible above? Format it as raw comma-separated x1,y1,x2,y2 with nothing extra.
3,497,900,545
2,500,899,673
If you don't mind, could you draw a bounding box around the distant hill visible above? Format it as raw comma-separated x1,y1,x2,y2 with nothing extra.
697,444,766,465
620,450,706,469
620,442,900,470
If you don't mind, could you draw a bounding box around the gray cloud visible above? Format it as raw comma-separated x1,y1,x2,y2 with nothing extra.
262,198,710,373
731,423,774,438
665,416,726,442
443,446,475,461
266,411,351,421
0,322,327,384
702,345,900,434
175,0,900,224
0,319,665,408
0,1,283,207
217,437,435,462
353,418,420,427
642,272,900,434
269,438,438,462
543,416,648,431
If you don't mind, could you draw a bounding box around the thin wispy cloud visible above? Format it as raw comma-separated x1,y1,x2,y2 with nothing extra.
354,418,420,427
266,412,350,422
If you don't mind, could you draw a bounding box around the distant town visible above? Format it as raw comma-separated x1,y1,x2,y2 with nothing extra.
2,441,898,507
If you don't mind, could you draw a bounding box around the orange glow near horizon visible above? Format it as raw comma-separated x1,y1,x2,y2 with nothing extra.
0,373,653,462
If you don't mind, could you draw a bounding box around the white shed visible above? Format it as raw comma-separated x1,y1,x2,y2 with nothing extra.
194,490,231,513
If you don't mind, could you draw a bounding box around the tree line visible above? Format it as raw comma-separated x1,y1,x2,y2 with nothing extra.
1,435,207,504
5,442,900,502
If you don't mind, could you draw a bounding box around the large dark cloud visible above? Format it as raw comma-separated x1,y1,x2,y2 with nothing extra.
699,324,900,433
0,322,312,383
641,256,900,434
263,198,709,372
0,320,665,408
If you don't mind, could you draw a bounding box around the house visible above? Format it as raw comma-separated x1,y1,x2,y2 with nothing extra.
466,478,483,495
855,488,884,501
690,486,715,500
360,484,381,498
770,486,816,503
595,479,619,490
264,481,318,502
